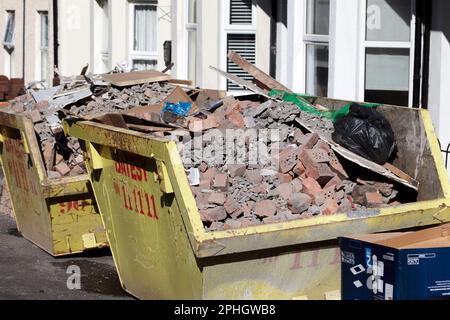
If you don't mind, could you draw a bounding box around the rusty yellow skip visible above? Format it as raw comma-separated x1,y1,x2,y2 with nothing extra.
0,111,108,256
64,105,450,300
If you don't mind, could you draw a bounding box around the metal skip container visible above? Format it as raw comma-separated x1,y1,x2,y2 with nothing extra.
0,111,108,256
64,104,450,299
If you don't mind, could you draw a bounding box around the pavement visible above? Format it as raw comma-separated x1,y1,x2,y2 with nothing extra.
0,213,134,300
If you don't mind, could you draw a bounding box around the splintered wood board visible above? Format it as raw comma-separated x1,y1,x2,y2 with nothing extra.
101,70,171,87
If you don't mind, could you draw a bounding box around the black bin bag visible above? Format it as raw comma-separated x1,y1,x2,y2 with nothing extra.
332,103,396,165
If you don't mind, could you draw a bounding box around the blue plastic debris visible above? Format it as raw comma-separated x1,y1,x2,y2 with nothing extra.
161,101,192,118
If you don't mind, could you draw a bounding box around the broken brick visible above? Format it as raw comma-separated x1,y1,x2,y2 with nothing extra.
299,133,319,149
321,199,340,216
201,207,227,222
305,163,335,186
199,162,208,173
329,153,349,179
29,110,42,123
288,193,312,214
200,168,217,189
291,178,303,193
365,192,384,207
339,197,353,212
324,175,343,189
255,200,277,217
263,215,285,225
224,198,240,214
277,173,293,184
227,110,246,128
292,161,306,176
278,146,298,173
313,186,337,206
69,165,85,176
209,221,224,231
228,164,247,178
277,183,293,200
245,169,263,184
54,161,71,176
208,193,227,205
224,219,243,230
300,149,331,164
301,177,322,197
212,173,229,191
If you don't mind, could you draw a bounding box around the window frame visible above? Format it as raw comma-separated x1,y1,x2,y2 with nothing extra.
185,0,198,84
220,0,257,93
303,0,330,96
38,11,49,86
3,10,15,48
128,1,158,70
357,0,417,107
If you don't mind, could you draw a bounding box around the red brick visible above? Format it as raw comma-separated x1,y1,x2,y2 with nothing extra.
199,162,208,173
224,198,240,214
321,199,340,216
314,140,331,153
227,110,246,128
263,215,285,225
255,200,277,217
200,168,217,189
55,153,64,165
313,186,337,206
209,221,225,231
189,115,220,132
278,146,298,173
29,110,42,123
212,173,229,191
208,193,227,205
228,164,247,178
69,165,85,176
339,197,353,212
54,162,71,176
252,182,269,195
194,191,210,210
293,129,305,144
301,149,331,164
245,169,263,184
223,219,243,230
292,161,306,176
365,192,384,207
288,193,312,214
324,175,343,189
301,177,322,197
277,183,293,200
277,173,293,184
329,153,349,179
299,133,319,149
306,163,335,186
36,100,50,111
200,207,227,222
291,178,303,193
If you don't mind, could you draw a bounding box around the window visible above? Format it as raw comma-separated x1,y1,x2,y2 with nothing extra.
39,11,49,85
100,0,109,55
363,0,415,106
186,0,197,84
304,0,329,97
129,2,158,71
225,0,256,91
3,10,15,49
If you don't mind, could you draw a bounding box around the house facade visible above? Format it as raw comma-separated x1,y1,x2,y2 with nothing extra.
170,0,450,178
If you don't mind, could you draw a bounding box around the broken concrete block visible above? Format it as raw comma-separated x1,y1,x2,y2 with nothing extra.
255,200,277,217
288,193,312,214
208,193,227,205
201,207,227,222
54,161,71,176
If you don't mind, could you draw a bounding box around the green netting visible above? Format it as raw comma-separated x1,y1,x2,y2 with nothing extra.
269,89,381,123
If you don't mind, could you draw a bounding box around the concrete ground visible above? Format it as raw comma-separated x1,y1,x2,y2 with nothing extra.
0,213,133,300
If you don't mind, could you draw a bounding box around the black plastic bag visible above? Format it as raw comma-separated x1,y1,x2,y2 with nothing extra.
332,103,396,165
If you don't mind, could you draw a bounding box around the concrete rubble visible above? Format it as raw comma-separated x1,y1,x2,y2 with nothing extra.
2,71,409,231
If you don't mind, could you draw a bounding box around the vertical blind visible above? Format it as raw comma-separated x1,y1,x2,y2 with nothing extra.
133,5,157,52
227,33,256,90
230,0,253,24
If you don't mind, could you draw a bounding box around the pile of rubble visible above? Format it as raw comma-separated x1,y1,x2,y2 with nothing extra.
5,81,175,178
179,97,402,231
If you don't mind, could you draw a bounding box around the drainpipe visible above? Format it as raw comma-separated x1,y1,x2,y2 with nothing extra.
53,0,59,85
22,0,26,80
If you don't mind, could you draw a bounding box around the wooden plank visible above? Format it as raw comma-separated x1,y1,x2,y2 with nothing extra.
209,66,271,98
101,70,171,87
227,50,292,93
169,79,194,86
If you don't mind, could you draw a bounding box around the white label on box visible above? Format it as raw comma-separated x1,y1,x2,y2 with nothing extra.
385,283,394,300
341,251,355,265
353,280,363,288
350,264,365,275
378,278,384,294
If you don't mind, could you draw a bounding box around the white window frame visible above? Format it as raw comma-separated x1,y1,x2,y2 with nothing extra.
185,0,197,85
357,0,416,107
99,0,110,66
128,1,158,70
37,11,49,87
220,0,257,94
3,10,15,47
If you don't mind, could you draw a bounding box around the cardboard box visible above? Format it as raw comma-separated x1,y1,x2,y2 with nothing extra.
340,223,450,300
